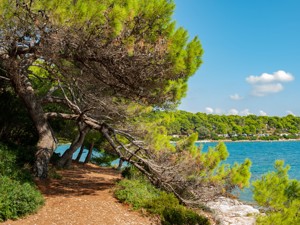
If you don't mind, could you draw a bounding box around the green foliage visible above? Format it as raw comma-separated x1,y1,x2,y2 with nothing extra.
176,132,199,155
140,122,175,152
115,168,210,225
0,176,44,222
0,143,44,222
0,143,34,181
162,207,210,225
4,0,203,107
0,143,16,177
253,160,300,224
198,143,251,192
229,159,252,189
151,110,300,140
115,178,160,210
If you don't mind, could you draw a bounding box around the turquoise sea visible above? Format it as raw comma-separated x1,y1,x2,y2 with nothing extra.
197,141,300,202
56,141,300,203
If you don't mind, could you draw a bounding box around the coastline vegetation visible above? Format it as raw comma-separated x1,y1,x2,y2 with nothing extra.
149,110,300,141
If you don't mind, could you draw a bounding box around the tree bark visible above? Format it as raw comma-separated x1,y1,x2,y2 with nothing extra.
75,144,85,162
84,142,94,164
57,122,90,168
8,64,56,178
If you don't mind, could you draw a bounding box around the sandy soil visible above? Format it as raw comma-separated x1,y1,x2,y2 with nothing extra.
2,163,156,225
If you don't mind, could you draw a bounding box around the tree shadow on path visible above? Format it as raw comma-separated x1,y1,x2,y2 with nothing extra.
36,162,121,197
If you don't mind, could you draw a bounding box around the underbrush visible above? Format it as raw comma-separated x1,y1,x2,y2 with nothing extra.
115,167,210,225
0,143,44,222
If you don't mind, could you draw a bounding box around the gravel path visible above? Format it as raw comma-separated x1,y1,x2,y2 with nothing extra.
2,163,155,225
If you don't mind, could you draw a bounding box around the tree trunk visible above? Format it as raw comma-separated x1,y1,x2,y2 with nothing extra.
117,158,124,170
84,142,94,164
75,144,85,162
8,64,56,178
57,122,90,168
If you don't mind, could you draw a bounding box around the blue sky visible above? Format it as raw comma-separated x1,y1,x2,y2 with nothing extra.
173,0,300,116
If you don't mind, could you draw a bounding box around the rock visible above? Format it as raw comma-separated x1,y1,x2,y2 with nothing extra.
206,197,260,225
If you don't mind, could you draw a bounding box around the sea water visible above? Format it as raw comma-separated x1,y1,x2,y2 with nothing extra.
56,141,300,203
197,141,300,202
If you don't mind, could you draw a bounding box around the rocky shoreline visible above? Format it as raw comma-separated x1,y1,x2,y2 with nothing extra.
206,197,260,225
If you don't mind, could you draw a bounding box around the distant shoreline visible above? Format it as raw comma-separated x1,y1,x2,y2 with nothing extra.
195,139,300,143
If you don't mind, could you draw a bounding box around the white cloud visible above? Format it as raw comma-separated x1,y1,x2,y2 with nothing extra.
240,109,252,116
205,107,214,114
246,70,294,97
252,83,283,97
215,108,223,115
230,94,243,100
228,108,239,115
259,110,267,116
204,107,225,115
246,70,294,84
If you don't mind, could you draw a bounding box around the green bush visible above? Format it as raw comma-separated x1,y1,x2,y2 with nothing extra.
162,207,210,225
115,178,159,209
253,160,300,224
144,191,180,215
0,143,34,183
0,143,44,221
0,143,17,177
115,168,210,225
0,176,44,222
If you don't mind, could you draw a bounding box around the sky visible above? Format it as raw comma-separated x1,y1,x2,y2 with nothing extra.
173,0,300,116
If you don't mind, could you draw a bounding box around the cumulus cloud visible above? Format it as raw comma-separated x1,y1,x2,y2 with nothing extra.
205,107,224,115
228,108,239,115
246,70,294,84
230,94,243,100
240,109,252,116
205,107,214,114
252,83,284,96
246,70,294,97
259,110,267,116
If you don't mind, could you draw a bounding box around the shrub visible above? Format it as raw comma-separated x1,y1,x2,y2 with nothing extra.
0,176,44,221
162,207,210,225
0,143,17,177
115,168,210,225
253,160,300,224
0,142,45,221
144,191,180,215
115,178,159,209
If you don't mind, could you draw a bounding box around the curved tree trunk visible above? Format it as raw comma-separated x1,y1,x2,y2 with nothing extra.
84,142,94,164
57,122,90,168
8,65,56,178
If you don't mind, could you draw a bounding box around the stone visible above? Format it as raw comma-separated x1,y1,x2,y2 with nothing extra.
206,197,260,225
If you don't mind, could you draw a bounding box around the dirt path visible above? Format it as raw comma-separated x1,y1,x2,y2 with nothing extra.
3,163,155,225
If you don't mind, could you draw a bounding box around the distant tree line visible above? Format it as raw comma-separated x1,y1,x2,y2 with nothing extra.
150,110,300,141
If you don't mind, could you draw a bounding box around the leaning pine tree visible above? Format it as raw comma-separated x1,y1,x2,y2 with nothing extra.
0,0,251,204
0,0,202,177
